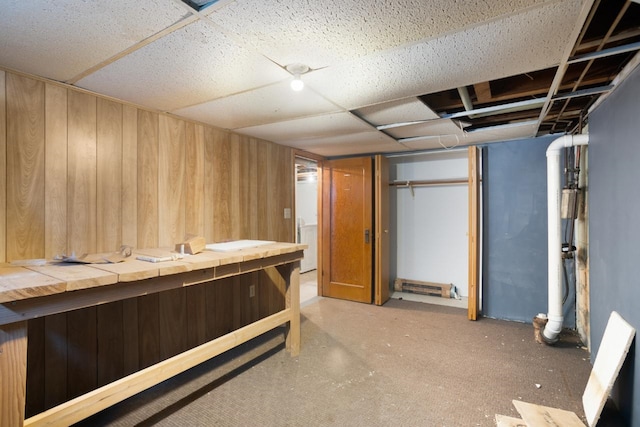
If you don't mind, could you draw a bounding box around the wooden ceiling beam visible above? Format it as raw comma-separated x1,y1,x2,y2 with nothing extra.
473,82,492,103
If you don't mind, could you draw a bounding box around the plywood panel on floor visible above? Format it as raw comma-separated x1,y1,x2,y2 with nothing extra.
513,400,585,427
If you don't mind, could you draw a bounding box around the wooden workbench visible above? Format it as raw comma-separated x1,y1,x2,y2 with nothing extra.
0,242,305,427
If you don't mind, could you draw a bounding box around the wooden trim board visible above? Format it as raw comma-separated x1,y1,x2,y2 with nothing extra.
512,400,586,427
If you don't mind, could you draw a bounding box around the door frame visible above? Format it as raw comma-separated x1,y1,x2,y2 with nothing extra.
292,149,326,298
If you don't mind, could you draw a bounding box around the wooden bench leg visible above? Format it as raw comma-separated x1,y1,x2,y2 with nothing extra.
1,321,28,427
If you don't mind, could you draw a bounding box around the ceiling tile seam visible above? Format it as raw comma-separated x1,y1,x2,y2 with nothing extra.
231,110,372,133
534,0,597,134
66,15,199,85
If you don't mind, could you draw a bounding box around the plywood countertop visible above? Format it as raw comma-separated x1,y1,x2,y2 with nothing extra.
0,242,307,304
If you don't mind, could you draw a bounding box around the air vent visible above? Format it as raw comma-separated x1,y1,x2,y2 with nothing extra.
181,0,220,12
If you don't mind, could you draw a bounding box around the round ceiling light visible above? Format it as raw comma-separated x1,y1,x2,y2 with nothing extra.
286,63,310,91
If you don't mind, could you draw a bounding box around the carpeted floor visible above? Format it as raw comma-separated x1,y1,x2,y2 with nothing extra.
75,297,591,427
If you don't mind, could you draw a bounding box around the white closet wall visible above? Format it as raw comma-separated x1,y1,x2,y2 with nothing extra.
390,150,469,296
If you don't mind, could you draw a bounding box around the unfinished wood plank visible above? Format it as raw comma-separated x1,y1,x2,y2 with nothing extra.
0,266,65,303
121,105,138,247
495,414,527,427
27,264,117,291
44,83,68,259
96,98,123,253
513,400,586,427
247,138,259,239
0,321,28,427
468,145,480,320
137,110,159,249
583,311,636,426
0,70,5,263
6,73,46,261
68,90,97,255
89,259,159,282
158,115,185,247
474,81,493,103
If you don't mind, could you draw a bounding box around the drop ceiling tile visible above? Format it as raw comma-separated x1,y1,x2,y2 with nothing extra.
287,131,407,157
384,119,466,140
305,0,585,110
0,0,190,82
206,0,546,69
236,112,374,144
75,20,290,111
173,81,341,130
354,98,440,126
400,121,538,150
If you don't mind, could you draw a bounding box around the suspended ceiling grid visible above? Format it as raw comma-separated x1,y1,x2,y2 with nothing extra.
0,0,638,157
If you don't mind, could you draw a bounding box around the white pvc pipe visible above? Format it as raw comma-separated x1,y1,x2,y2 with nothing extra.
542,134,589,343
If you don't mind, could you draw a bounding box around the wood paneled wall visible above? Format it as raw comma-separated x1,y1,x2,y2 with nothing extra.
0,70,294,417
1,70,294,261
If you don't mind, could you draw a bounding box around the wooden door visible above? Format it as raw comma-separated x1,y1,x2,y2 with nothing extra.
322,157,373,303
375,155,390,305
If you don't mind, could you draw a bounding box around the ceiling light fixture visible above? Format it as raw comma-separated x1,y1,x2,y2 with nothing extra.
286,63,310,91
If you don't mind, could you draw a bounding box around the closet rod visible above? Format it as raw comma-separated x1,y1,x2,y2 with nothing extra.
389,178,474,187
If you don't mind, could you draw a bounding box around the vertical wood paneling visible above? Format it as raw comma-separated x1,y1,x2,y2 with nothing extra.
213,278,234,337
158,115,185,246
6,73,45,260
26,318,45,417
203,128,217,243
230,134,243,240
97,302,124,386
159,288,187,359
121,105,138,247
137,110,159,248
234,135,252,239
96,98,122,252
44,84,68,258
186,284,206,348
0,70,6,262
268,143,293,242
68,90,97,255
256,142,269,239
212,133,232,242
44,314,67,409
122,299,139,375
248,139,259,239
138,293,160,369
67,308,97,399
185,122,205,237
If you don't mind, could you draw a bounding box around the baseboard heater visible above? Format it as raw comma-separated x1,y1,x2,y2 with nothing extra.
394,278,453,298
